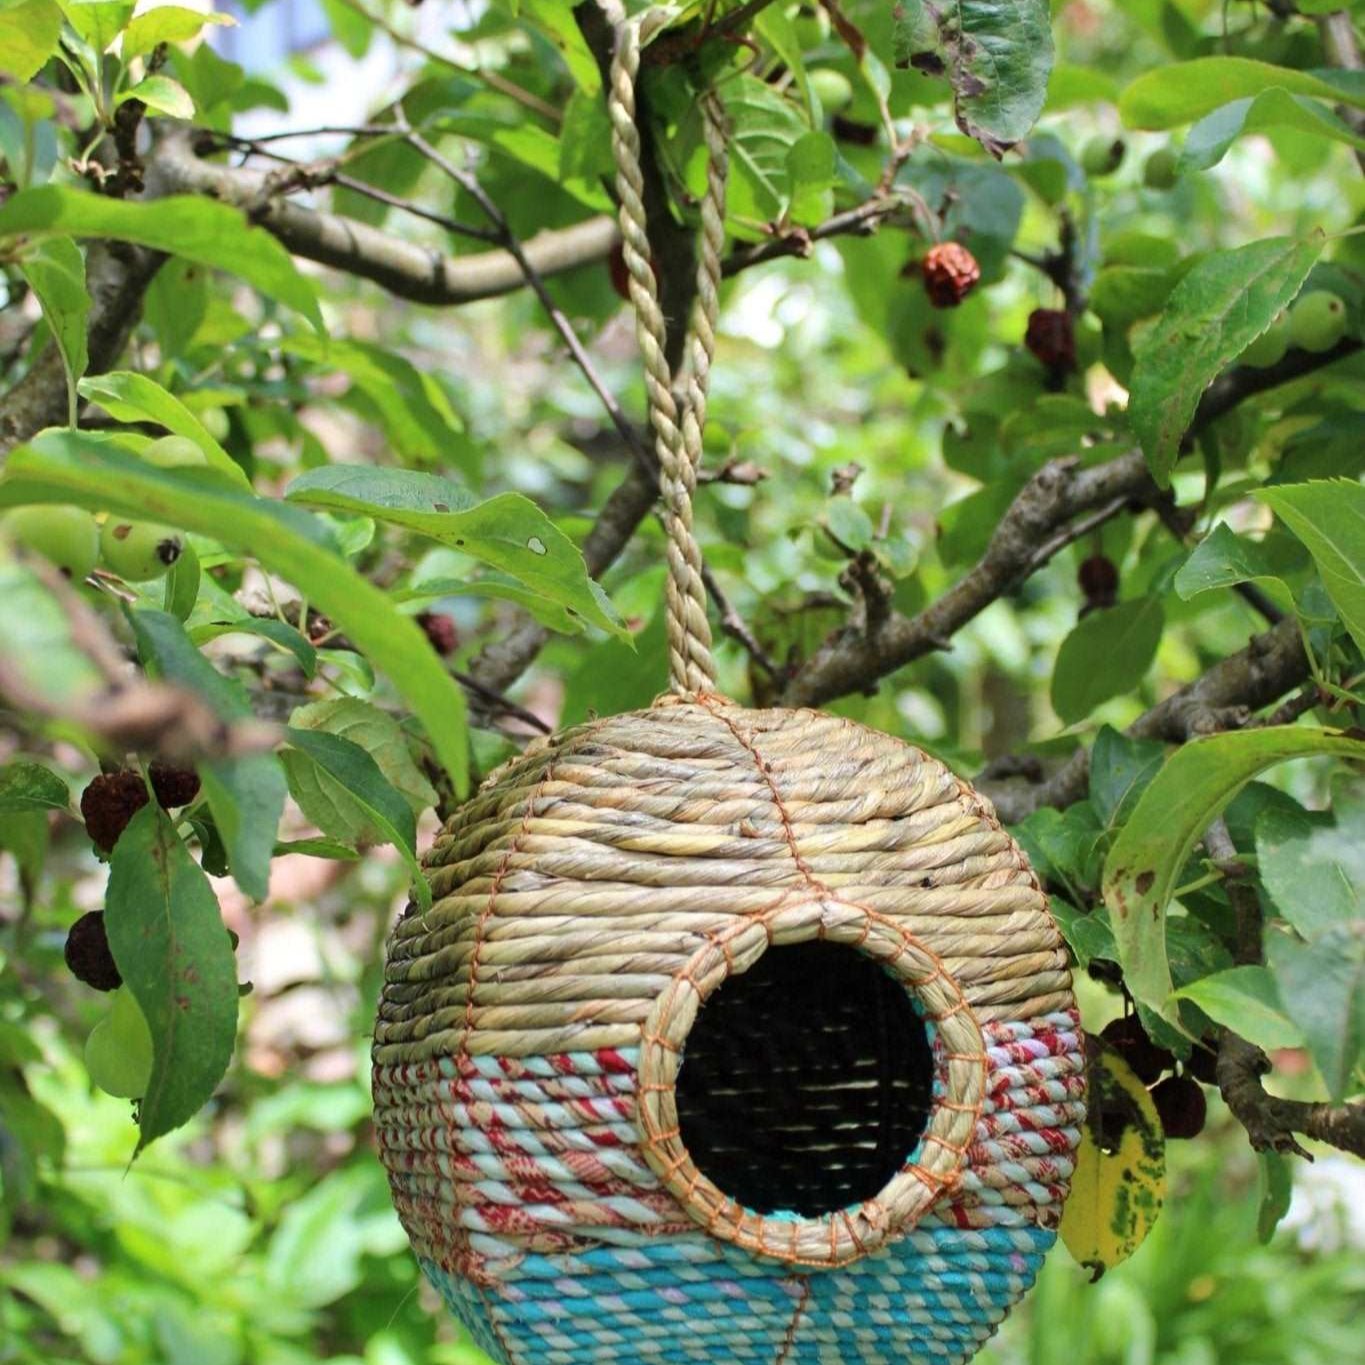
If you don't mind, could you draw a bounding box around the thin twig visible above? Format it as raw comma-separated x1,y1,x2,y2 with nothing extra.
334,0,563,125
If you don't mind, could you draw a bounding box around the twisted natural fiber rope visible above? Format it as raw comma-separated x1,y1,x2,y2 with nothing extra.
606,6,727,695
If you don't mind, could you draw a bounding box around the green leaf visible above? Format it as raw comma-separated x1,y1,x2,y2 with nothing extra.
129,606,251,721
128,607,286,902
1258,481,1365,658
399,573,590,636
279,335,467,468
824,498,874,553
715,75,812,227
2,431,469,793
288,697,437,816
197,756,288,906
1268,928,1364,1103
122,4,233,61
1089,726,1166,830
19,236,88,423
0,760,68,814
560,607,668,727
1103,726,1365,1020
1173,523,1286,601
190,618,317,677
1257,1151,1293,1244
1129,235,1325,485
1256,804,1359,939
282,727,429,910
77,371,248,487
56,0,134,53
0,187,322,331
119,74,195,120
285,466,627,640
1179,92,1365,174
1050,898,1119,969
0,0,63,85
105,804,239,1154
163,539,200,621
1170,966,1304,1051
892,0,1055,154
0,540,105,709
1051,597,1165,726
1120,58,1365,130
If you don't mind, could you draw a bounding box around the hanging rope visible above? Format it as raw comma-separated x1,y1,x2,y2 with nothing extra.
606,6,728,696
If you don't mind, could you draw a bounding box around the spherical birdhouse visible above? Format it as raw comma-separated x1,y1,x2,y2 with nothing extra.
372,16,1084,1360
372,698,1085,1364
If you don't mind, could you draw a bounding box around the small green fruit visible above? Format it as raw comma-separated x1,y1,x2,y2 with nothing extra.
809,68,854,115
143,434,208,468
1,505,100,579
198,407,231,442
100,517,185,581
85,986,153,1100
788,3,830,47
1081,135,1126,177
1288,290,1348,354
1240,312,1290,368
1142,147,1179,190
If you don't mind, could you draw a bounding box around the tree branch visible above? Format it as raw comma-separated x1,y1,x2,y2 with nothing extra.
983,613,1310,821
780,338,1361,710
780,450,1156,707
1217,1032,1365,1159
153,133,622,308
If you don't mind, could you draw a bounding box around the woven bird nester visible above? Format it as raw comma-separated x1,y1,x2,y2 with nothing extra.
373,15,1087,1363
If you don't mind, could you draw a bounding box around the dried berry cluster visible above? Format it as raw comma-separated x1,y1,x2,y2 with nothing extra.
68,763,203,992
920,242,981,309
1102,1014,1210,1140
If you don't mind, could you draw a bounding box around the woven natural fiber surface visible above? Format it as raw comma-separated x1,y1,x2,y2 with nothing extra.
373,697,1085,1361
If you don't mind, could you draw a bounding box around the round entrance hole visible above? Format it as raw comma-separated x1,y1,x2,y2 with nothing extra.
673,939,936,1219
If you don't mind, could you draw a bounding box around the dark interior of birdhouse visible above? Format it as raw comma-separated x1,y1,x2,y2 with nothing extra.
673,940,936,1218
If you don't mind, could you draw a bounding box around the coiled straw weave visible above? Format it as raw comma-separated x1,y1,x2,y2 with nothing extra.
373,6,1084,1361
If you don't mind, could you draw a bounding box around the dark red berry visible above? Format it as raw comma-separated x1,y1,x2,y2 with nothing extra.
1151,1074,1207,1139
608,242,630,301
1078,554,1119,611
921,242,981,309
1101,1014,1174,1085
1025,308,1077,372
65,911,121,991
1185,1046,1219,1086
831,115,879,146
149,763,200,809
417,610,459,656
80,771,149,854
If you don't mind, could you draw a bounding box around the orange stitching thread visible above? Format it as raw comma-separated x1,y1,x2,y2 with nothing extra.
774,1278,812,1365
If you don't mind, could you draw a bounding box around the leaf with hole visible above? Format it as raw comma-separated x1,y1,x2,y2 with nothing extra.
285,466,627,641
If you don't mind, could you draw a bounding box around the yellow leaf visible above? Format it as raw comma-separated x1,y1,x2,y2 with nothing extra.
1060,1036,1166,1278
